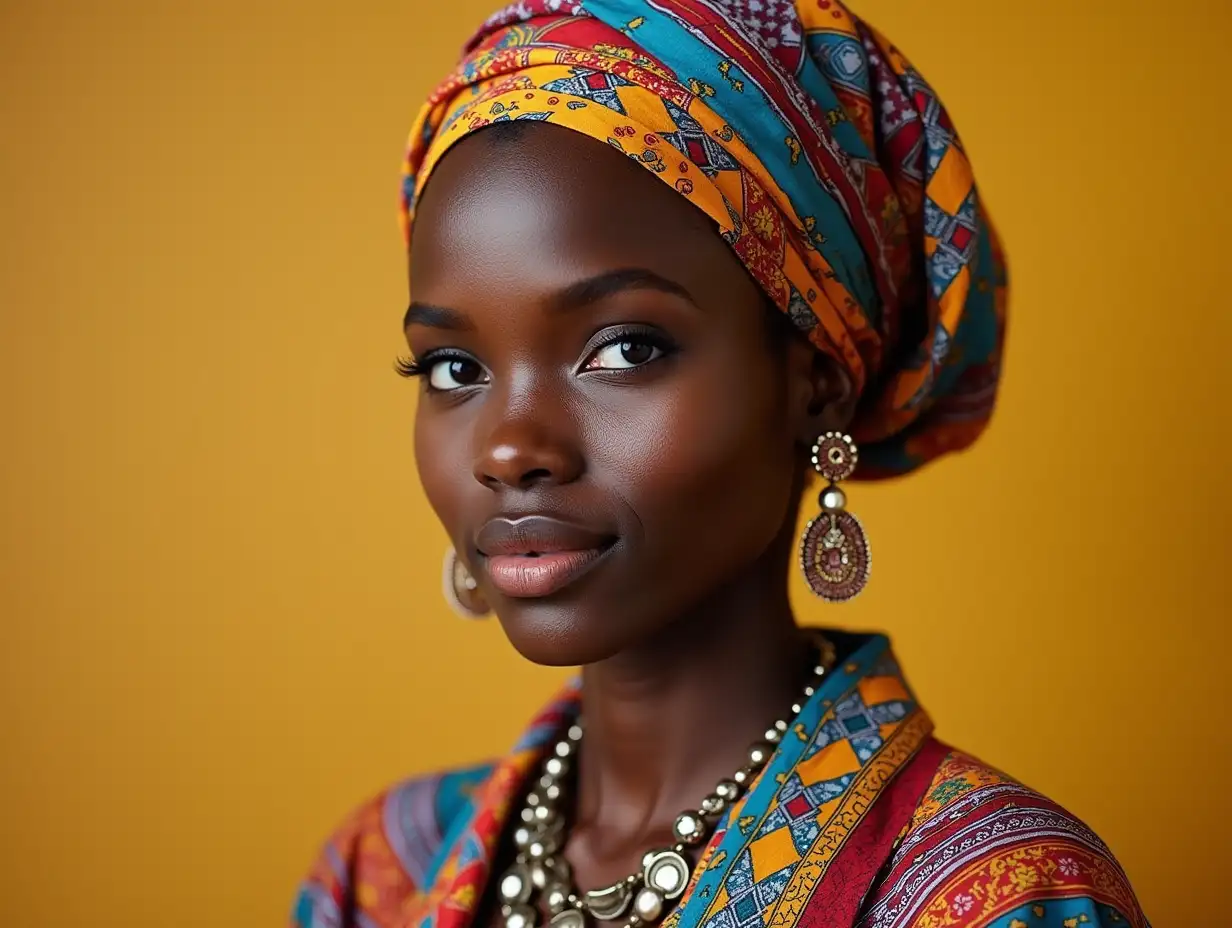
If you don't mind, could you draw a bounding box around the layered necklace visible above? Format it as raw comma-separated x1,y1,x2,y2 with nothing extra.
497,631,837,928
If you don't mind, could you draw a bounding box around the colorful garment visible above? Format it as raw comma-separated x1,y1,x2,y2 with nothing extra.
399,0,1009,477
291,634,1147,928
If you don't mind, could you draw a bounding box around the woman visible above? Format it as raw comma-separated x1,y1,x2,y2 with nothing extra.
293,2,1147,927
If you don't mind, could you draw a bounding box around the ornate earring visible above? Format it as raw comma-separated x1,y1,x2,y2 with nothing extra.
799,433,871,602
442,547,490,619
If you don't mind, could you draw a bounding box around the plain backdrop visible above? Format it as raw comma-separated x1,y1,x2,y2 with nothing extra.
2,0,1229,925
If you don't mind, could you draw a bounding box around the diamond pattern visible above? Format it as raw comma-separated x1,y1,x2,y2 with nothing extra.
712,678,917,928
660,100,741,177
541,67,634,114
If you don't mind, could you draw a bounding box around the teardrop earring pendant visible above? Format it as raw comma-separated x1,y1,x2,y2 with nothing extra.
799,433,871,602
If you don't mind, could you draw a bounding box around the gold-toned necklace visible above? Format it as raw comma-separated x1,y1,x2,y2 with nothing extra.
497,631,837,928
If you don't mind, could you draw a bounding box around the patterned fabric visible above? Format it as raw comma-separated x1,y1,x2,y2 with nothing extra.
857,751,1149,928
290,635,1148,928
398,0,1010,476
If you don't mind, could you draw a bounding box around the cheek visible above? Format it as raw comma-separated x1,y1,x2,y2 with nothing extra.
413,405,471,544
588,360,797,547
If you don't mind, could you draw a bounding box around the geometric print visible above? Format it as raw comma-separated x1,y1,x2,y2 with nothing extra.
855,749,1151,928
808,690,911,763
659,100,741,177
809,33,869,94
541,67,635,114
706,0,803,53
925,188,979,299
668,635,934,928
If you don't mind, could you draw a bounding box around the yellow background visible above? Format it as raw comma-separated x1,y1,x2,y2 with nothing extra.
2,1,1229,924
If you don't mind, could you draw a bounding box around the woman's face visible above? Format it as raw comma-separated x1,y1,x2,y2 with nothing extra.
407,124,823,666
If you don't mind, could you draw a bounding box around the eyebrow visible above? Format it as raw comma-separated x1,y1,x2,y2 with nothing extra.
403,301,468,330
551,267,699,312
403,267,699,330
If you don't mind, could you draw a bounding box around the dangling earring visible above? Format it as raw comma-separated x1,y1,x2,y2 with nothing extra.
799,433,871,602
443,547,490,619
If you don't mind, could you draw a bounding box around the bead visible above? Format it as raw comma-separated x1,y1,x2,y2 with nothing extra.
763,727,782,744
672,812,705,845
567,723,584,742
700,794,725,816
528,839,552,860
544,884,572,915
521,808,536,824
549,910,585,928
499,867,533,904
633,887,665,922
820,485,846,512
554,741,575,758
533,805,554,823
505,903,537,928
584,882,632,919
543,783,562,802
732,769,750,785
513,826,534,849
714,779,740,801
540,775,557,790
803,686,815,697
545,757,569,778
790,703,803,715
643,850,690,899
774,719,788,732
748,743,772,767
530,861,551,890
527,791,544,807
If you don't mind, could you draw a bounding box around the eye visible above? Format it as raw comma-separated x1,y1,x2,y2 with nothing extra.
584,337,666,371
427,355,487,391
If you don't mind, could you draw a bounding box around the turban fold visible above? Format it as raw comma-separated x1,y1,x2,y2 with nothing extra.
400,0,1008,477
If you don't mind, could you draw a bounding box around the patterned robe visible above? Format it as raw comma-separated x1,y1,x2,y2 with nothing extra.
291,635,1148,928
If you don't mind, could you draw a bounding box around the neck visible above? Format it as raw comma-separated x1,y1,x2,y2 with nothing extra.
571,529,813,863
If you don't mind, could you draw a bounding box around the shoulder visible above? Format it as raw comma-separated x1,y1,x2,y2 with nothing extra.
290,762,495,928
860,744,1150,928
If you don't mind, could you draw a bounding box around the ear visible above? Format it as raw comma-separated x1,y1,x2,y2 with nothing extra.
785,337,858,446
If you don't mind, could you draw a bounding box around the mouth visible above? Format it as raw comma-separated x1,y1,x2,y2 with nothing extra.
476,515,617,599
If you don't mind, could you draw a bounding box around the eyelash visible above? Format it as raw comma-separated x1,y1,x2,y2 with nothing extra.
393,349,471,381
393,327,676,386
393,357,422,379
583,325,675,365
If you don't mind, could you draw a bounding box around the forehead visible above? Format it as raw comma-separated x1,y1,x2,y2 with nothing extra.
408,122,752,307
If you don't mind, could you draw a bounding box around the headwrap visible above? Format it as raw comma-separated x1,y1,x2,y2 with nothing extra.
399,0,1008,477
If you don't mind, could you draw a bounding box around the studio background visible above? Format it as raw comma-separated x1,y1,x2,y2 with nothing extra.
2,1,1228,925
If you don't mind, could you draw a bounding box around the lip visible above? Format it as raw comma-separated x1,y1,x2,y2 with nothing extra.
476,515,616,598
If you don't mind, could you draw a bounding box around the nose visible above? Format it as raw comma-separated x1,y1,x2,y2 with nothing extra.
473,402,585,492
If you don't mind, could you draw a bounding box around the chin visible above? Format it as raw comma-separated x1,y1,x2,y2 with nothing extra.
492,600,632,668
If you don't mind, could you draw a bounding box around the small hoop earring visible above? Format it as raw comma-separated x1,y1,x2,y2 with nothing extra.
799,433,871,602
442,547,490,619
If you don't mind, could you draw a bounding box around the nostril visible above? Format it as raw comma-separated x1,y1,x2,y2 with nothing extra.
519,467,552,487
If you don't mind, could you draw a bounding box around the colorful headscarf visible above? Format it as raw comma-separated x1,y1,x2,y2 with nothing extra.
399,0,1008,477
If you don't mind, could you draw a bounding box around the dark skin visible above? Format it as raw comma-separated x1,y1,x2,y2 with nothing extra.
402,122,856,918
